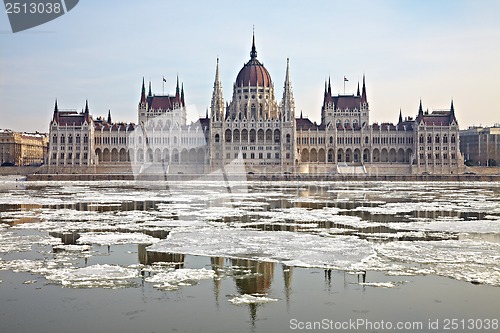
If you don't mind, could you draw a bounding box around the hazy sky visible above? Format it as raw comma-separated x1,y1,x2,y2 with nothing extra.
1,0,499,132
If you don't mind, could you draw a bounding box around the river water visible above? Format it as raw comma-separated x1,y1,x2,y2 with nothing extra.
0,180,499,332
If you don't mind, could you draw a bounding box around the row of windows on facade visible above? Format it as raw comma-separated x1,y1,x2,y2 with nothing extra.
299,148,413,163
419,153,457,160
52,145,88,151
52,152,89,160
419,134,456,144
297,136,415,145
93,136,206,146
419,146,456,151
216,152,284,160
52,135,89,144
225,146,283,151
215,129,286,143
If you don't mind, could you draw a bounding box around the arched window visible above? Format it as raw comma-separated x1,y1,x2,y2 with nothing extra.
451,135,456,144
435,135,440,144
286,133,291,144
214,134,220,143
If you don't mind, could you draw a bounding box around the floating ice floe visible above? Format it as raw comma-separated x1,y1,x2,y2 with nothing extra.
149,228,381,271
388,219,500,234
228,294,279,305
53,244,91,251
0,231,61,253
77,232,161,246
378,239,500,286
45,264,139,288
357,281,407,288
144,268,215,290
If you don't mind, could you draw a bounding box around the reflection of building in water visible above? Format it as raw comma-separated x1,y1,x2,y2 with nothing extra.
49,231,80,245
210,257,225,307
138,245,184,268
282,265,293,311
231,259,274,327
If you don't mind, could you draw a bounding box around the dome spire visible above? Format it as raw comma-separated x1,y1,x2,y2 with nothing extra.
250,27,257,59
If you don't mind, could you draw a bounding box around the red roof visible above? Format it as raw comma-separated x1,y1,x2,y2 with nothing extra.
235,58,272,88
147,95,181,110
417,111,454,126
296,118,320,130
334,95,362,110
54,111,88,126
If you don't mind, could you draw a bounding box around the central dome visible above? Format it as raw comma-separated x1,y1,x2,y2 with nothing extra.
235,35,272,88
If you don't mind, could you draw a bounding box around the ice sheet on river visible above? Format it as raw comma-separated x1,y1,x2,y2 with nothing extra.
149,228,380,270
149,228,500,287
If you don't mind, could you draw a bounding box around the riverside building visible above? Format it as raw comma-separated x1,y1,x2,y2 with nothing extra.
48,34,464,175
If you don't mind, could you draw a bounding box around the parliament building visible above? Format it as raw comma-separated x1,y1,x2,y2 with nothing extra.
47,34,464,175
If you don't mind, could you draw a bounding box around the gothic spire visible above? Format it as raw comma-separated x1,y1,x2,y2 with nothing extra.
107,109,112,124
418,99,423,115
140,77,146,103
85,99,89,113
250,28,257,60
398,109,403,124
281,58,295,121
211,58,224,121
361,74,367,102
148,80,152,97
175,74,180,97
327,76,332,95
450,99,457,123
53,99,59,122
181,82,185,107
357,81,360,96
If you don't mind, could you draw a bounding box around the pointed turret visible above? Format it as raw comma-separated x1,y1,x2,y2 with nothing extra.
107,109,112,124
250,29,257,60
418,99,423,115
175,75,180,98
357,81,360,96
84,99,90,123
361,74,367,102
327,76,332,95
281,58,295,122
181,82,185,107
140,77,146,103
52,99,59,123
450,99,457,123
148,80,152,97
210,58,224,122
398,109,403,124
